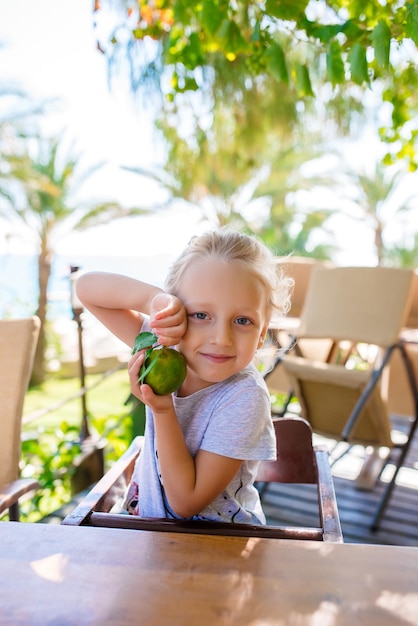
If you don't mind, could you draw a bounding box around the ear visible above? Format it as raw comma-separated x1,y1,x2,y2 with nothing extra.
257,323,269,349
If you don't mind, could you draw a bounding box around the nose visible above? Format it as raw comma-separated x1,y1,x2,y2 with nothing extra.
211,320,233,346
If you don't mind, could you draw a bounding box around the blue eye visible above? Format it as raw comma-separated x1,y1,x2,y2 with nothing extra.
236,317,252,326
192,312,208,320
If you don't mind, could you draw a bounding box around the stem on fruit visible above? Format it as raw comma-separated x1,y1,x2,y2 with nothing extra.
138,348,159,383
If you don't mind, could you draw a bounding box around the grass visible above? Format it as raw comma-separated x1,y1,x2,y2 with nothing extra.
23,367,132,431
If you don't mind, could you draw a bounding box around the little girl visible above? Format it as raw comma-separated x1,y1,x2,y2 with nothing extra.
76,227,292,524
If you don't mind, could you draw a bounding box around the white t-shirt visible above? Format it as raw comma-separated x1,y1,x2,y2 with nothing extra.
125,320,276,524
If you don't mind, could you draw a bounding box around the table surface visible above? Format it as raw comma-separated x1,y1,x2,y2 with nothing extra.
1,522,418,626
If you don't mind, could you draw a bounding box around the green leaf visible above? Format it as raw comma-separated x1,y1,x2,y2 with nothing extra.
371,20,391,68
265,42,288,84
131,332,158,355
182,32,206,69
201,0,228,36
138,348,158,382
348,43,369,85
265,0,309,21
326,40,345,86
295,63,314,96
173,0,193,25
340,20,366,41
405,0,418,45
303,20,344,43
218,19,247,57
250,20,261,44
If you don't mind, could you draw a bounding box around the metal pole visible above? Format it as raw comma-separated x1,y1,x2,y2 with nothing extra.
69,265,105,495
74,308,90,441
70,266,90,442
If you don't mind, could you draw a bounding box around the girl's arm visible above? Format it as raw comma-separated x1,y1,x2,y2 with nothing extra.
76,272,187,347
128,351,243,518
154,416,242,518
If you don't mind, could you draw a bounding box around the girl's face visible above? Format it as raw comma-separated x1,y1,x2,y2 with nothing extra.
176,258,270,396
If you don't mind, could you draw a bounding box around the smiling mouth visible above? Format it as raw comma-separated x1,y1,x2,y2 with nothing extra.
201,353,234,364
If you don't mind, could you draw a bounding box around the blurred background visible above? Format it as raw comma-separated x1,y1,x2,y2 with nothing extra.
1,0,418,527
1,1,417,380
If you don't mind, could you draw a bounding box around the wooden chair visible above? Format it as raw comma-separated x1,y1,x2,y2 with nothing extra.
62,416,343,543
279,266,417,530
0,316,41,521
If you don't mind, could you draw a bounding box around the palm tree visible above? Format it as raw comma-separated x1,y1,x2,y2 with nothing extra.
1,137,149,383
253,144,336,258
335,162,417,266
0,79,45,202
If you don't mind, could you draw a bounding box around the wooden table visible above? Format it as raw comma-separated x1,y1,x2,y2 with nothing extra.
1,522,418,626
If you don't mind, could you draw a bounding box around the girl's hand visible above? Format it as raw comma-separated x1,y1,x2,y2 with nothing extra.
149,293,187,346
127,351,174,413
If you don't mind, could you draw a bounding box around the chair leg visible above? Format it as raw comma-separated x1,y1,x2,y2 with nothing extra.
329,442,353,467
371,433,418,530
9,502,19,522
371,459,402,531
355,447,389,491
372,343,418,530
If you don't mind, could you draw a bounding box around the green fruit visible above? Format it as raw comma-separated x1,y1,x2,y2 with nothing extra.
143,346,187,395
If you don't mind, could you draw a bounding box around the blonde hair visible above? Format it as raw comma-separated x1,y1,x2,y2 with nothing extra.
165,227,293,319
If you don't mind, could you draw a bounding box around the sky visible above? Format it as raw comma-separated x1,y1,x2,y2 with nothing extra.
0,0,208,260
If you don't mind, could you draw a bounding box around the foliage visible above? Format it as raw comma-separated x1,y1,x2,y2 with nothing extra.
17,369,135,523
123,50,340,255
19,421,81,522
19,411,134,522
94,0,418,168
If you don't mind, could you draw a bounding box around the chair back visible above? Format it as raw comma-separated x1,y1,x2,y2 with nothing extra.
0,317,40,485
405,270,418,329
297,266,414,347
256,416,318,483
280,256,333,318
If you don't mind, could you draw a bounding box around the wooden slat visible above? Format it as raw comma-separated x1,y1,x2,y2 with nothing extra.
89,512,324,540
